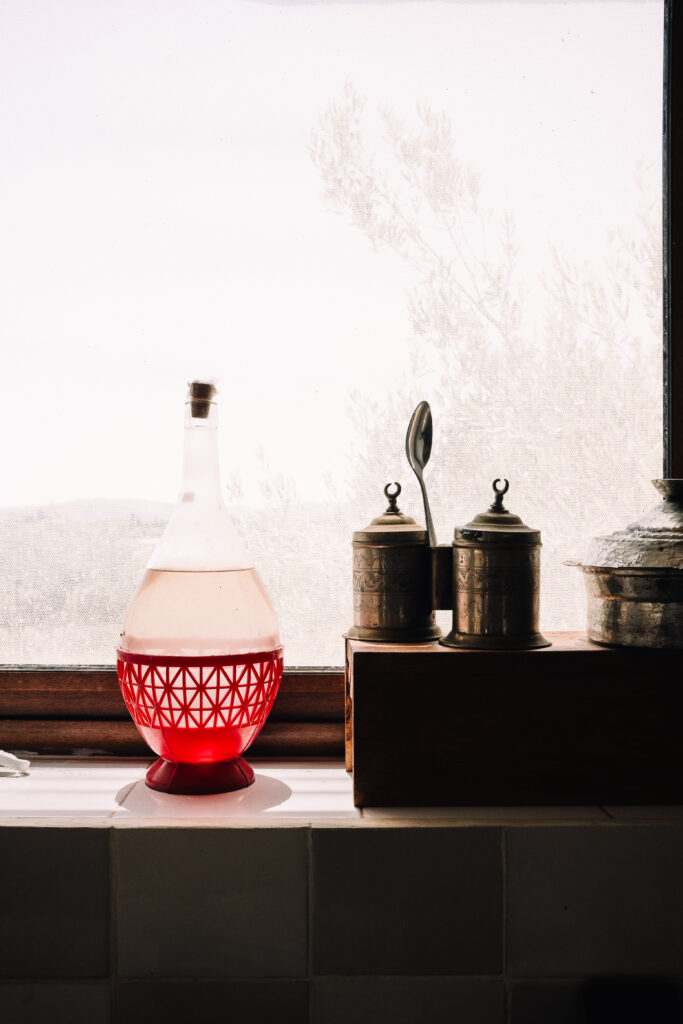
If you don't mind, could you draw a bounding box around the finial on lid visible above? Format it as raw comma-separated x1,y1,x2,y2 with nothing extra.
384,482,402,515
489,478,510,514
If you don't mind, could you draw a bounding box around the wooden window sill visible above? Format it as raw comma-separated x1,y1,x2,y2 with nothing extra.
0,669,345,758
1,633,680,769
2,756,683,828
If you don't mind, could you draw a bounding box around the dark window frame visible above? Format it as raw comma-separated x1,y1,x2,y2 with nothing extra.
1,1,679,758
665,0,683,476
0,667,345,757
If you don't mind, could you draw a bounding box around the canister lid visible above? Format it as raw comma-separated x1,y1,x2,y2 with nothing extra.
454,479,540,544
353,483,428,545
581,479,683,569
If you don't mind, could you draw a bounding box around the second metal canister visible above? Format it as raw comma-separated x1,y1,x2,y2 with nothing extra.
441,479,550,650
346,483,441,643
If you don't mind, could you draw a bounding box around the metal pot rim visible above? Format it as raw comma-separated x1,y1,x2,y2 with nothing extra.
576,564,683,574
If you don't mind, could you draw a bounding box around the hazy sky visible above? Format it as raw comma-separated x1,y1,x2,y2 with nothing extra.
0,0,663,506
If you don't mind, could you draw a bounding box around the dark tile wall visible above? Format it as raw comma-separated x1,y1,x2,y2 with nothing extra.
115,980,309,1024
2,823,683,1023
0,983,110,1024
311,977,506,1024
115,828,308,978
0,828,109,979
508,981,587,1024
311,828,502,975
506,826,683,977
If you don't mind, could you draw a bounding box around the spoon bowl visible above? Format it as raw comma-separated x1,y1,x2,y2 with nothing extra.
406,401,437,547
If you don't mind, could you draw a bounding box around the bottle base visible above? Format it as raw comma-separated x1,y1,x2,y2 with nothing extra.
145,756,255,795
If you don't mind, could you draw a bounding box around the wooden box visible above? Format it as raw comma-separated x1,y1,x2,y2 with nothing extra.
346,634,683,807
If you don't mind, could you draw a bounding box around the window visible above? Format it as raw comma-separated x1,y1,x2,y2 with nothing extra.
0,0,668,673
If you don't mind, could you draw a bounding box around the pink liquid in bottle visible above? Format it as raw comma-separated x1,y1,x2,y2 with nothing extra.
117,381,283,793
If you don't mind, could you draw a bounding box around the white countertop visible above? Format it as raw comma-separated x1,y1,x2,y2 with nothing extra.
0,758,358,827
1,758,682,827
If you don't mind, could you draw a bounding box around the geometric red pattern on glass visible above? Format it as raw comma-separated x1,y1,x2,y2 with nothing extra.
116,648,283,767
116,649,283,730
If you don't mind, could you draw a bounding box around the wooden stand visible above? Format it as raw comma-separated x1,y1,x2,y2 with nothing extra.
346,634,683,807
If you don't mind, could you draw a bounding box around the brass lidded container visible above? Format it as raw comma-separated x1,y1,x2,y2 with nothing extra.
574,479,683,648
441,479,550,650
346,483,441,643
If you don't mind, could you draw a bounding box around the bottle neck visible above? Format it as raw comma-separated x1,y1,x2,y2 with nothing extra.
179,403,223,507
147,392,252,570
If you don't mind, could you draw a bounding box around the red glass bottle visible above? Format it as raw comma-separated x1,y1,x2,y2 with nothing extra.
117,381,283,794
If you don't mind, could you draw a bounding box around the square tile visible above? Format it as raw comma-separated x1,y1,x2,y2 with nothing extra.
507,825,683,976
116,980,307,1024
508,982,584,1024
312,827,502,974
0,983,110,1024
115,828,307,977
0,828,109,978
311,978,505,1024
582,978,683,1021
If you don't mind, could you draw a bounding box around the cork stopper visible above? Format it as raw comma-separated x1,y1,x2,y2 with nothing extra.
188,379,216,419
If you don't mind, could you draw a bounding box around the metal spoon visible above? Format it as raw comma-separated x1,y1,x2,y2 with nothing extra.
405,401,437,547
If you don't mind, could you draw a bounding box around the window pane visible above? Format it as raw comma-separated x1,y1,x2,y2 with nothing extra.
0,0,663,665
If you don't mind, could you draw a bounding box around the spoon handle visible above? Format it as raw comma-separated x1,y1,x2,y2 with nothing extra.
417,470,437,548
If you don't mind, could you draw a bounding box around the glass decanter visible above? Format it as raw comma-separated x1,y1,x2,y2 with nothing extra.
117,380,283,794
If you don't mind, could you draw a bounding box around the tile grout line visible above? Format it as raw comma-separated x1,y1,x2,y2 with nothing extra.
0,973,521,984
106,973,513,982
502,828,507,973
307,826,313,1024
109,827,118,1024
502,827,509,1024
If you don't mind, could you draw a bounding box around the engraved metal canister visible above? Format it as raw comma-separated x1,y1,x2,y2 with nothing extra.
573,479,683,648
346,483,441,643
441,479,550,650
